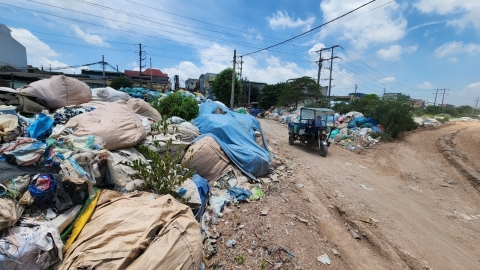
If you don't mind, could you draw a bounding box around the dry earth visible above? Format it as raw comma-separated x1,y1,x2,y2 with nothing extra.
205,120,480,270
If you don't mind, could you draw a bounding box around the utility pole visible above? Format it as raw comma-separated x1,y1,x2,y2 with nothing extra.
116,65,119,74
441,88,448,108
102,55,106,87
230,50,236,109
354,84,358,99
433,88,441,106
41,65,44,78
49,64,51,73
316,49,323,85
138,43,146,85
248,80,251,104
473,97,479,115
238,56,243,80
327,45,340,99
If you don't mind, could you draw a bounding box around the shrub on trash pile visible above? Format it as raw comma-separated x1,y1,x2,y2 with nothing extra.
334,97,417,139
152,92,199,121
126,120,195,196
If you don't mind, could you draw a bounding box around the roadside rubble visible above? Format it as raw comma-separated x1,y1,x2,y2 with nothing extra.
0,75,276,269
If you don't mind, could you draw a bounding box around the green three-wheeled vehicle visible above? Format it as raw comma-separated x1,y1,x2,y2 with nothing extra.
287,107,335,157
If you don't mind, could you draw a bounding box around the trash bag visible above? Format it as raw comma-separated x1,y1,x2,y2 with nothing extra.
28,173,57,205
0,219,64,270
18,75,92,109
27,113,53,140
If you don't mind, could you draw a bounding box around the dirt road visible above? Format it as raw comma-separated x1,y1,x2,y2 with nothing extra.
260,119,480,269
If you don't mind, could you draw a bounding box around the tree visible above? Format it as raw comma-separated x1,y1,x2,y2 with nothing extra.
258,83,285,109
277,77,322,109
211,68,241,107
152,92,199,121
110,76,132,90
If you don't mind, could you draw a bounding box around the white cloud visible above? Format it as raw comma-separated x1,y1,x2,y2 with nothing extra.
319,0,407,49
434,41,480,58
30,57,86,74
414,0,480,32
9,27,58,58
71,25,110,46
379,77,396,83
448,57,458,63
255,34,263,41
163,62,202,86
308,43,326,59
452,82,480,105
377,45,403,61
405,45,418,53
267,11,315,31
418,81,433,89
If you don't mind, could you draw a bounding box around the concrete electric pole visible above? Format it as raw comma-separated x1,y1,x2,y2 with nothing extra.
230,50,236,109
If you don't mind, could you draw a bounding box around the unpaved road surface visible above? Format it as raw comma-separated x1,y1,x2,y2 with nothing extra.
262,119,480,269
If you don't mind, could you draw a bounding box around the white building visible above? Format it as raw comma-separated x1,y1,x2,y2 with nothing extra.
0,24,27,70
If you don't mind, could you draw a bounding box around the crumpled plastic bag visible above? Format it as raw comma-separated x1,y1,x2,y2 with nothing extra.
209,192,231,214
249,186,264,201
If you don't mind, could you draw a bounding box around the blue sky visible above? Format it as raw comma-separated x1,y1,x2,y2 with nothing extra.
0,0,479,106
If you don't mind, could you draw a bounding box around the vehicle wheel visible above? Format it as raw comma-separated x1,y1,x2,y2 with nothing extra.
319,141,328,157
288,135,294,145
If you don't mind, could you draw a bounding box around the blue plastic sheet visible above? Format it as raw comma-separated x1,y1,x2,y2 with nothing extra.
27,113,53,140
194,102,271,180
227,186,252,201
191,174,210,220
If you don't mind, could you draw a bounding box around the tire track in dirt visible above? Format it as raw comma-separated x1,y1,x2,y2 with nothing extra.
437,128,480,192
261,119,480,270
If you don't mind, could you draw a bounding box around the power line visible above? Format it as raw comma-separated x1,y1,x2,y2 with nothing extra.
124,0,300,44
240,0,376,57
0,2,235,52
24,0,306,55
75,0,303,47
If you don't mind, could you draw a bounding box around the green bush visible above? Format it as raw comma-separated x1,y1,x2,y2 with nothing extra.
333,98,417,138
152,92,199,121
127,120,195,196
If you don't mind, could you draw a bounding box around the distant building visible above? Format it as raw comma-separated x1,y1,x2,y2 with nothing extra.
124,68,170,92
410,99,425,108
199,73,217,94
185,78,199,91
383,92,410,102
348,92,367,98
0,24,27,71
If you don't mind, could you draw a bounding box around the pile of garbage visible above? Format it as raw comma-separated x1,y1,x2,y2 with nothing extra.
264,107,383,150
0,75,272,269
413,116,443,126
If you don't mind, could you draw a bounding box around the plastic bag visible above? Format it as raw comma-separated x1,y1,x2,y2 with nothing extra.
249,186,264,200
28,173,57,204
27,113,53,140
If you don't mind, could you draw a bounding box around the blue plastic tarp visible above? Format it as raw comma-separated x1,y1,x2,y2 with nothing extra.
27,113,53,140
194,102,270,180
191,174,209,220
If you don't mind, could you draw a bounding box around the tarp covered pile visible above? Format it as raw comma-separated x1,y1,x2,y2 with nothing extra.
0,75,272,269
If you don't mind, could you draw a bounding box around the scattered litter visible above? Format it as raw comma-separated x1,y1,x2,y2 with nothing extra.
297,184,304,188
359,184,373,191
260,209,269,216
317,254,331,265
331,249,340,256
249,186,264,201
349,228,361,239
226,239,236,247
